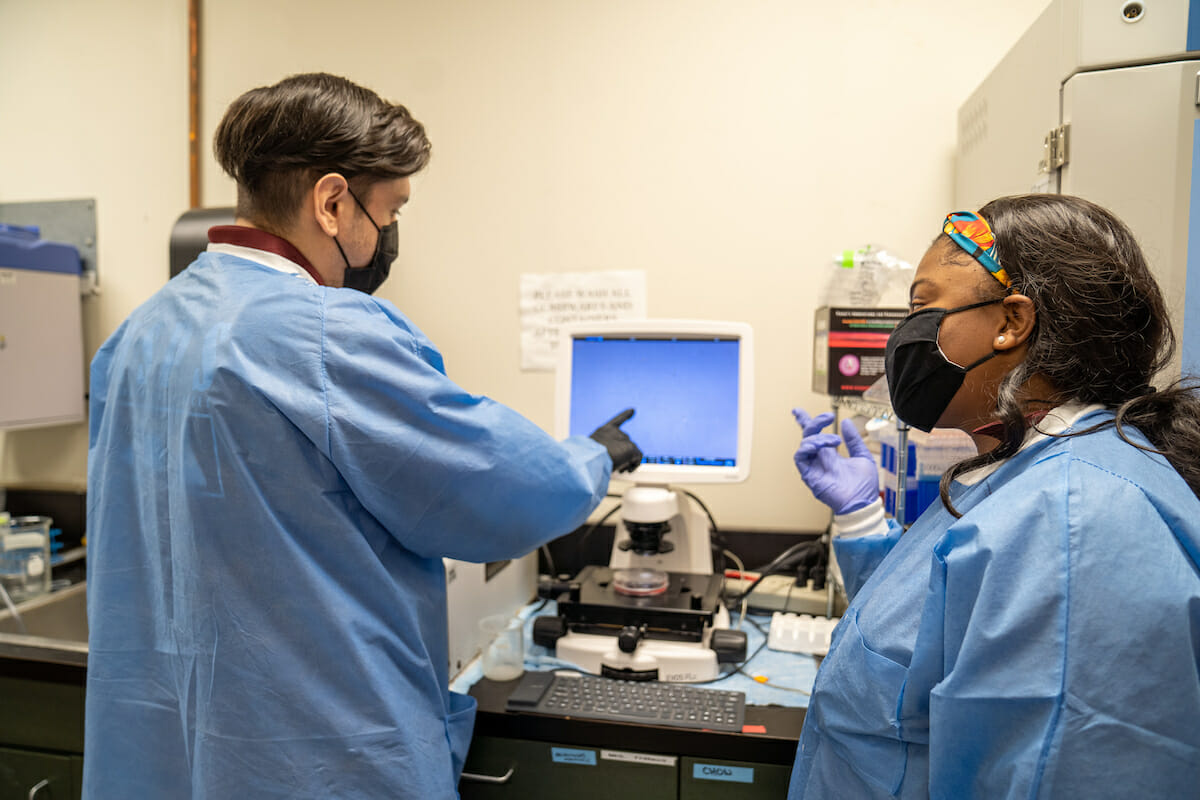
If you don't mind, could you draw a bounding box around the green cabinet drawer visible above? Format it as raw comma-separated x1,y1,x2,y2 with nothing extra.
680,756,791,799
461,736,678,799
0,746,82,800
0,676,85,753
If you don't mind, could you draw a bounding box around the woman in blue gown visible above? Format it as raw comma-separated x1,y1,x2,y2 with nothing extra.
788,194,1200,798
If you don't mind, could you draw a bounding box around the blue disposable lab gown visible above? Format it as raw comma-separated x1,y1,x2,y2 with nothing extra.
789,409,1200,798
84,251,611,799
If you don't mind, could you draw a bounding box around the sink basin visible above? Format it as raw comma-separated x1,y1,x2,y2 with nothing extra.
0,581,87,640
0,581,87,666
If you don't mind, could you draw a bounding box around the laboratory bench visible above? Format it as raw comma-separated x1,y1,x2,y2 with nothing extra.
0,527,823,799
456,604,818,799
0,553,88,800
460,675,804,799
1,592,815,800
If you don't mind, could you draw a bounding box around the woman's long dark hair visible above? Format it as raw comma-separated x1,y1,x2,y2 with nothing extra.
939,194,1200,514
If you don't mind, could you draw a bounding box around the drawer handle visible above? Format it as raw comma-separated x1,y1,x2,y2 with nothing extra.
28,779,51,800
460,765,516,784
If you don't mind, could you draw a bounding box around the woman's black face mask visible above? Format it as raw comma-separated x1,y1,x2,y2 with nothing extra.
884,298,1003,432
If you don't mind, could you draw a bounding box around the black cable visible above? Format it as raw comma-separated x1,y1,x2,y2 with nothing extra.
680,488,719,537
539,544,557,578
722,540,823,605
544,494,621,578
746,616,771,637
758,540,819,574
578,503,622,566
700,631,770,684
680,488,733,569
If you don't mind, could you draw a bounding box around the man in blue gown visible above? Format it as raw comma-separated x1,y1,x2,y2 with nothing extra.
84,73,640,799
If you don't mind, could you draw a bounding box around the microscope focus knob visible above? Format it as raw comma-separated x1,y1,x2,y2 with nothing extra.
532,615,568,649
617,625,646,654
709,629,748,663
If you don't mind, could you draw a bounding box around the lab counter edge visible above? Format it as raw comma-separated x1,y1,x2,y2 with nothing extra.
468,675,805,765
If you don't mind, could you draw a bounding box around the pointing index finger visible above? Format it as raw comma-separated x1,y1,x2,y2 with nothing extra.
606,408,635,427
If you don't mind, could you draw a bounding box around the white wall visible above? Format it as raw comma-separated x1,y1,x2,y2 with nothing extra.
1,0,1051,532
0,0,189,489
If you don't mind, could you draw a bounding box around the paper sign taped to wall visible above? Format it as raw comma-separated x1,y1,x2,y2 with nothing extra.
519,270,647,371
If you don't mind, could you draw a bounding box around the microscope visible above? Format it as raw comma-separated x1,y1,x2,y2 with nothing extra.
534,484,747,683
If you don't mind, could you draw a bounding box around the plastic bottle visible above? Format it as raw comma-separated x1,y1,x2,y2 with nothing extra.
873,427,976,524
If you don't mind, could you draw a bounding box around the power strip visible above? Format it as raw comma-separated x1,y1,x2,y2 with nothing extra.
724,574,830,615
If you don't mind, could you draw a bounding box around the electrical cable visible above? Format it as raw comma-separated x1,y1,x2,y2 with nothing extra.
680,489,719,536
700,633,769,684
721,549,749,629
681,488,731,568
577,502,622,566
568,493,623,572
748,674,812,695
740,617,812,695
539,544,557,578
723,539,824,605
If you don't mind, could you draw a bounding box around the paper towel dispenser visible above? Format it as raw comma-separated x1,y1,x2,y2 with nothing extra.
0,224,85,430
170,207,235,279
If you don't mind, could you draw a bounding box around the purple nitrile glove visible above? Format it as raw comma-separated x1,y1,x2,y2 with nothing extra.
791,408,880,514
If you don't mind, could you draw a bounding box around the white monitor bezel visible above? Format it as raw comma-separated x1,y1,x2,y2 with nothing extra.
554,319,753,485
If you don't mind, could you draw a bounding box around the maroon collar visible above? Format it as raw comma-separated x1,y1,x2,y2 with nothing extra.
207,225,325,286
972,410,1050,440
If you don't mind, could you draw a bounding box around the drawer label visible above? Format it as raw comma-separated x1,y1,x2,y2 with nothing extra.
693,763,755,784
601,750,677,767
551,747,597,766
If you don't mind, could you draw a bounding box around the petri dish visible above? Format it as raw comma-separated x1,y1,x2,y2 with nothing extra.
612,567,670,597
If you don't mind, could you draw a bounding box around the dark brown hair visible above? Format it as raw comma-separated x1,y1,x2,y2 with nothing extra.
939,193,1200,511
213,73,431,231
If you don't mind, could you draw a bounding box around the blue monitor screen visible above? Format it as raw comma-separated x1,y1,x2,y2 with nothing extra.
568,336,740,466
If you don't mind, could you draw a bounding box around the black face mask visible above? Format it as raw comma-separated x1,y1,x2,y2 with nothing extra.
884,298,1002,432
333,190,398,295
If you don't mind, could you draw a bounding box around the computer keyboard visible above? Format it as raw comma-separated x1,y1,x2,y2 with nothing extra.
505,670,746,732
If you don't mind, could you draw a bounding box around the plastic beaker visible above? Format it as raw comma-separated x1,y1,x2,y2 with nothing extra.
479,614,524,681
0,516,52,604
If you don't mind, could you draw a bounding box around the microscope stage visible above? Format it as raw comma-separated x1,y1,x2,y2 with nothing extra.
555,565,725,641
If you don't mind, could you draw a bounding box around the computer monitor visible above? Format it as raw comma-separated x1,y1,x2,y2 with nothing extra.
555,319,753,485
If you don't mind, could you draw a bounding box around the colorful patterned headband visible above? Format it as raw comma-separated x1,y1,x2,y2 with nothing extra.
943,211,1011,289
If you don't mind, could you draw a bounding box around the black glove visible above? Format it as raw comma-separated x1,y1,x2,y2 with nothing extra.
589,408,643,473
